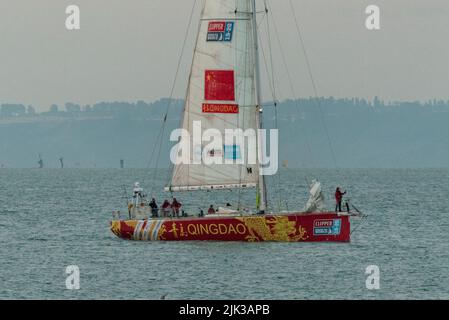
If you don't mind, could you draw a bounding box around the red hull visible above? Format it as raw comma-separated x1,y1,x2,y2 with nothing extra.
111,212,350,242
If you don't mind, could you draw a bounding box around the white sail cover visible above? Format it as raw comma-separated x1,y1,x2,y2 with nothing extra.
167,0,260,191
304,180,327,212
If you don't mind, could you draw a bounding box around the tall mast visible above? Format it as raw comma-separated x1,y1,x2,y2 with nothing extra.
251,0,267,212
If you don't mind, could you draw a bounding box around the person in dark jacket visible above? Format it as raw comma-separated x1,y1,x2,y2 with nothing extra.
335,187,346,212
149,198,158,217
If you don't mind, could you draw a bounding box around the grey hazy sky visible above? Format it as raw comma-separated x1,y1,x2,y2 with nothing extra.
1,0,449,110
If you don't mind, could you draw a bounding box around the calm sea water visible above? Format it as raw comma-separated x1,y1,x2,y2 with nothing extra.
0,168,448,299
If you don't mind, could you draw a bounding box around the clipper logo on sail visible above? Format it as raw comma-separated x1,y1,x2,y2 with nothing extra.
206,21,234,42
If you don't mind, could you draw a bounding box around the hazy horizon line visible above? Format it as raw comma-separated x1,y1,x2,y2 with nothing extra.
3,95,449,113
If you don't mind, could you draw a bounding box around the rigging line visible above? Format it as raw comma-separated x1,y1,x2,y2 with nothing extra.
181,0,207,194
145,120,165,169
266,2,314,180
166,85,193,191
236,7,245,211
287,0,339,170
258,22,275,100
350,214,368,235
251,1,262,211
122,184,130,209
264,1,283,211
148,0,198,195
274,100,282,211
257,7,282,211
264,1,276,102
256,9,275,101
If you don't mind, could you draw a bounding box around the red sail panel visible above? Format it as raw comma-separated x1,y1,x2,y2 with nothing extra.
204,70,235,101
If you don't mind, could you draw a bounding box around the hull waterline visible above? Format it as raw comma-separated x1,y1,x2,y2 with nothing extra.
111,212,350,242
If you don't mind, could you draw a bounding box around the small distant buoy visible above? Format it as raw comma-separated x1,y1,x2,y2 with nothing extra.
160,293,168,300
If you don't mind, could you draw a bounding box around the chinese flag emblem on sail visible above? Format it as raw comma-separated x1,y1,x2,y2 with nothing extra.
204,70,235,101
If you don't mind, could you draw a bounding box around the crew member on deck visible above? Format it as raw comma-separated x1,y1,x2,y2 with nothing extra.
149,198,158,218
171,198,182,218
133,182,144,198
162,200,171,217
335,187,346,212
132,182,146,208
208,205,216,214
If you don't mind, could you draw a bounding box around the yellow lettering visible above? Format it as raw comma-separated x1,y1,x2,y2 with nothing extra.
187,224,198,235
228,224,237,234
209,224,219,235
218,224,228,234
180,224,187,237
199,224,209,235
236,223,247,234
170,223,178,238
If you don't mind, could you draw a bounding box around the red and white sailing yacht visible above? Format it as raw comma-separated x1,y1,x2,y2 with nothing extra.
111,0,362,242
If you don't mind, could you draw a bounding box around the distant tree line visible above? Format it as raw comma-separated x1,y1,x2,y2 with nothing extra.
2,97,449,120
2,96,449,168
0,98,184,119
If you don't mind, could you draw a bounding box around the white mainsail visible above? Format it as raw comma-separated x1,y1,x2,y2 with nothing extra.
167,0,262,192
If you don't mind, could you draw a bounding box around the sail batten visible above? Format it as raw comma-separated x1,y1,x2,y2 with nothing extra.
200,18,251,21
164,183,256,192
